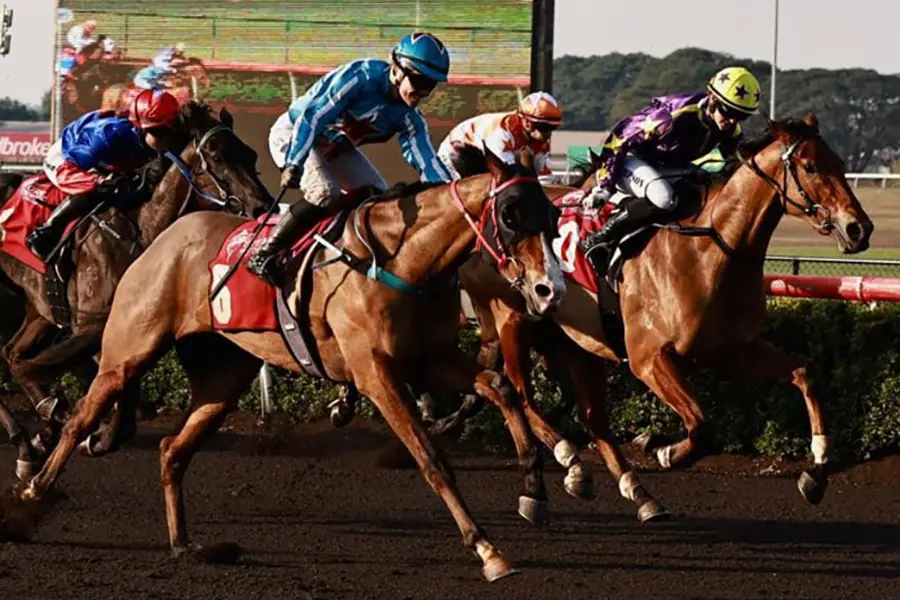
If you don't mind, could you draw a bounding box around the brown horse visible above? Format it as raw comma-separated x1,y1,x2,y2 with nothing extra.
61,36,125,115
100,58,210,113
0,102,273,479
11,151,565,581
455,113,873,511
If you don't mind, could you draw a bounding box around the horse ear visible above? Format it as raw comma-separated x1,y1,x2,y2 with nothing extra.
804,111,819,133
518,148,535,173
219,106,234,128
588,147,602,168
484,146,511,180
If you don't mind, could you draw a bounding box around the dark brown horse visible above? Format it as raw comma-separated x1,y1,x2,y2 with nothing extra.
11,151,565,581
61,36,124,115
456,113,873,511
0,102,273,479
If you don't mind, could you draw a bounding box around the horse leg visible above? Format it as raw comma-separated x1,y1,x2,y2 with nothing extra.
495,312,594,503
21,324,172,501
161,335,260,556
721,338,829,505
2,309,61,476
540,332,669,522
418,345,549,527
354,348,516,581
631,342,710,469
0,401,37,480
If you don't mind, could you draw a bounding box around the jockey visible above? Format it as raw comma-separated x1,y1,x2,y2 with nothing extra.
28,90,182,262
579,66,761,275
438,91,562,183
246,32,453,283
66,20,98,54
152,43,187,74
133,64,168,90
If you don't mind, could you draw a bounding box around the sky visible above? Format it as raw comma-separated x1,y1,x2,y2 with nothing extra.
1,0,899,107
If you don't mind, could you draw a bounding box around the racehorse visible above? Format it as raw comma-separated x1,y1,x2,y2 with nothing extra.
455,113,873,509
0,101,274,479
100,58,210,113
60,36,125,115
9,150,565,581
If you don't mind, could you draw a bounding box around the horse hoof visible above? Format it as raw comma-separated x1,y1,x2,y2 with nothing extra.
78,435,100,457
563,464,595,501
517,495,550,527
633,432,655,454
15,459,41,481
637,499,671,523
328,400,355,428
482,555,519,582
798,470,828,506
171,542,203,560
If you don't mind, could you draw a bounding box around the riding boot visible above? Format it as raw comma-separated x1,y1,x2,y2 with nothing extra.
27,193,98,262
246,198,329,286
579,196,664,277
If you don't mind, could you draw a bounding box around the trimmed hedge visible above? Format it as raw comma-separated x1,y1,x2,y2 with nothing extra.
1,295,898,461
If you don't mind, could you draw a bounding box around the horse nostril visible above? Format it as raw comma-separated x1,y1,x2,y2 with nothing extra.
845,221,864,243
535,283,552,299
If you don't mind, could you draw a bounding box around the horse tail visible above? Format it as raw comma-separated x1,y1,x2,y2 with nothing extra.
17,328,103,381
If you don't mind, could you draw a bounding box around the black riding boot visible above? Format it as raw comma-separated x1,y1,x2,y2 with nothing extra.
27,193,98,262
579,196,664,276
246,198,329,286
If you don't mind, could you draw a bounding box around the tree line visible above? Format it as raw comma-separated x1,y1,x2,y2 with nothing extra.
554,47,900,172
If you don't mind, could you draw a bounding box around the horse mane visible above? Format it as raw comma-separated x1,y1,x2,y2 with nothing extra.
369,180,444,203
738,117,819,157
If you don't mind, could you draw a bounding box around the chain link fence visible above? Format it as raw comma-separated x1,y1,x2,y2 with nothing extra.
765,256,900,278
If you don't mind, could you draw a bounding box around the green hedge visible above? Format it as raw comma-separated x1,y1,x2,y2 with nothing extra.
1,295,898,461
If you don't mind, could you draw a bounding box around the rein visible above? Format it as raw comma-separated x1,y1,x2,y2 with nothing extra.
164,124,247,217
449,175,537,289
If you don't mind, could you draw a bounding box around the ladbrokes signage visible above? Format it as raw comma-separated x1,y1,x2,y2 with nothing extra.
0,132,51,163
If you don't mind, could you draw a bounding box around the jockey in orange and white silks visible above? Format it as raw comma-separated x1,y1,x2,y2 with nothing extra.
438,91,563,184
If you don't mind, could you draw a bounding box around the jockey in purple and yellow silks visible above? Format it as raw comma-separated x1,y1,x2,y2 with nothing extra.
579,66,762,275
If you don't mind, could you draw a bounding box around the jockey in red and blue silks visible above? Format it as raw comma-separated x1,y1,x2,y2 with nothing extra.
246,31,453,284
28,89,182,262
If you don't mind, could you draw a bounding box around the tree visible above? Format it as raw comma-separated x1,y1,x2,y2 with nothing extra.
0,97,40,121
40,89,51,121
554,49,900,170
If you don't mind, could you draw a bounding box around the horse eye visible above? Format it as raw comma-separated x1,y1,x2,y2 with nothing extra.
803,162,817,175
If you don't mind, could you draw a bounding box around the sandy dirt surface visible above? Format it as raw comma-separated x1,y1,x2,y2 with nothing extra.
0,412,898,600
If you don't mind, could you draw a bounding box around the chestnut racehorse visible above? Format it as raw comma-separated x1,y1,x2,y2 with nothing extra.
10,151,565,581
456,113,873,511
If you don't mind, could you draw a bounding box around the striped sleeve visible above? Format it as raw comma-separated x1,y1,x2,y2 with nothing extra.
399,109,452,183
284,63,365,169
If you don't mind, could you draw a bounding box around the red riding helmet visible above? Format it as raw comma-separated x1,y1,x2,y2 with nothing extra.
129,89,180,130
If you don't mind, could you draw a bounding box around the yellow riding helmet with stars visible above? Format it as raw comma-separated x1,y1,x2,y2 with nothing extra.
707,66,761,115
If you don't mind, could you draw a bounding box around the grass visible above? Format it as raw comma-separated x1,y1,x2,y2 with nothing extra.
61,1,532,77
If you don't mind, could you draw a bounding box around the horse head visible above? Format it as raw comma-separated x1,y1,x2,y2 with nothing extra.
751,113,874,254
172,102,275,218
477,147,566,317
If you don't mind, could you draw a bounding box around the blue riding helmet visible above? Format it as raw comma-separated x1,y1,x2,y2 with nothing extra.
391,32,450,82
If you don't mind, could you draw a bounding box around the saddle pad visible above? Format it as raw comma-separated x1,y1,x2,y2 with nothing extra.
0,174,68,274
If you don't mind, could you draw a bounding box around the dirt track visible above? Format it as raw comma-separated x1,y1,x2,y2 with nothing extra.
0,414,899,600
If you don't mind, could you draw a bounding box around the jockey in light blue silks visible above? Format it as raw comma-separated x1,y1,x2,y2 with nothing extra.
246,32,453,283
133,43,187,90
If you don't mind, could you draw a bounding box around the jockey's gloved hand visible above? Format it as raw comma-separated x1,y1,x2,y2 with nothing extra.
582,185,613,209
281,165,302,190
96,173,134,196
141,157,166,186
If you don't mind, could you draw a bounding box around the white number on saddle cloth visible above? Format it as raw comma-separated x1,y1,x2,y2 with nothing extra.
552,220,580,274
210,263,233,325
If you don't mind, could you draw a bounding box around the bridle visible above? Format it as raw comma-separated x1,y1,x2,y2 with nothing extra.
165,124,248,217
449,175,538,290
746,137,834,233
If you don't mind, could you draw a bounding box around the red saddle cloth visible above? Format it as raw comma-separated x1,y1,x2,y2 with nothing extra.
550,189,615,295
208,211,339,332
0,174,68,274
